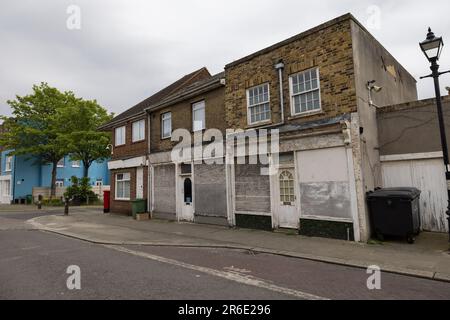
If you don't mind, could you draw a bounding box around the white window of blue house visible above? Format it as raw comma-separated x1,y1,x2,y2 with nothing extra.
95,179,103,186
289,68,321,115
247,83,271,125
115,173,130,200
5,156,13,172
115,126,126,146
72,160,81,168
132,119,145,142
161,112,172,139
192,101,206,132
55,179,64,187
57,158,65,168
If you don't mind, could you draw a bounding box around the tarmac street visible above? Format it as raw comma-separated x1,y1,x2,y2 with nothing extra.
0,207,449,300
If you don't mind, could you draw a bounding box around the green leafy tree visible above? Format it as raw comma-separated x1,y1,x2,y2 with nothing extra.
64,176,97,204
58,99,113,178
0,83,76,198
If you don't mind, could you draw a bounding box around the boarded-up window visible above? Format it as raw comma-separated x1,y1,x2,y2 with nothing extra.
153,164,176,214
235,162,271,213
194,163,227,217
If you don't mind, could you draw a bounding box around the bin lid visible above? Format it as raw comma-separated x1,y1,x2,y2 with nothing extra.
367,187,421,200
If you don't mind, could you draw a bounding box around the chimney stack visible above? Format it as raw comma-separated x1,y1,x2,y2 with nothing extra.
446,86,450,95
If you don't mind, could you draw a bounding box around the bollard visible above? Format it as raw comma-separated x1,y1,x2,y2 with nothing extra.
64,197,69,216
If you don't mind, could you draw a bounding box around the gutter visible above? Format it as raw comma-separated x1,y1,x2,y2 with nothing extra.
144,79,225,113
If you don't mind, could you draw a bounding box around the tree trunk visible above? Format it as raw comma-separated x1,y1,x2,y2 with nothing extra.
83,160,90,205
83,160,90,178
50,161,58,199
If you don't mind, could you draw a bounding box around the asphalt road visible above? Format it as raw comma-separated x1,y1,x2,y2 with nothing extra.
0,211,449,300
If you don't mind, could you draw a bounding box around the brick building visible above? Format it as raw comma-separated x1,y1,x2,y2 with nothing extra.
101,13,418,242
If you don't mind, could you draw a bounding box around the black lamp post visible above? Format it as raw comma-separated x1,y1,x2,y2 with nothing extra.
420,28,450,240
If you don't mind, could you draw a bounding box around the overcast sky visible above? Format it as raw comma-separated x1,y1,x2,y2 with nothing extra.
1,0,450,118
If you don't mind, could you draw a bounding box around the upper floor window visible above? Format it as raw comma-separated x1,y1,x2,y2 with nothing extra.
290,68,321,115
57,158,65,168
5,156,13,172
72,160,80,168
55,179,64,187
115,126,126,146
132,119,145,142
247,83,271,125
161,112,172,139
95,179,103,187
192,101,206,132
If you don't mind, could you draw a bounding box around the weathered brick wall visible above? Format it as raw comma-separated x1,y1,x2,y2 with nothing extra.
224,18,356,129
111,115,148,160
110,166,148,215
150,87,225,154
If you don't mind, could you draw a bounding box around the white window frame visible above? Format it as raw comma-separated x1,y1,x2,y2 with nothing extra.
246,83,271,125
115,173,131,200
5,156,12,172
55,179,64,187
95,179,103,187
71,160,81,168
115,126,126,146
192,101,206,132
57,158,65,168
132,119,145,142
289,68,322,116
161,112,172,139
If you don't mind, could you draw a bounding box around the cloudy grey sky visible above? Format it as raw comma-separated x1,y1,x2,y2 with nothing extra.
1,0,450,118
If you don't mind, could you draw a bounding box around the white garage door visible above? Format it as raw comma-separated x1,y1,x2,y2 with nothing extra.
381,154,449,233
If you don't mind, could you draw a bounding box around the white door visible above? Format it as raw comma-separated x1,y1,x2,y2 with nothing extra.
136,167,144,199
180,176,194,222
0,179,11,204
276,169,300,229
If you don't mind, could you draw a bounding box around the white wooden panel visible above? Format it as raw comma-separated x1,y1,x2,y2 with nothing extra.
381,157,449,233
298,147,348,183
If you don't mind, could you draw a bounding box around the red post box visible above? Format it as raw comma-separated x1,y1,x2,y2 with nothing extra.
103,190,110,213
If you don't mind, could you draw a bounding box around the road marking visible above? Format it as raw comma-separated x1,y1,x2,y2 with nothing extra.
105,245,329,300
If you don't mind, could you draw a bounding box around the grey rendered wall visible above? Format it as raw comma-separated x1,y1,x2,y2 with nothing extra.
378,96,450,157
235,163,271,213
194,163,227,218
153,164,176,214
351,20,418,192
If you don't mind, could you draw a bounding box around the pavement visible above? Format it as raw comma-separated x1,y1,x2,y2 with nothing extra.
21,206,450,283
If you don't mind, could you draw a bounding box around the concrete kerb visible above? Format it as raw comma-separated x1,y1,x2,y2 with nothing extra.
27,216,450,284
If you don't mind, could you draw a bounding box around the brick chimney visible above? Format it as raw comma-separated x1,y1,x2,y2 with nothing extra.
446,86,450,95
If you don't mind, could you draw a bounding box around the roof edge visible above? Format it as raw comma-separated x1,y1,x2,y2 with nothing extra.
225,13,355,69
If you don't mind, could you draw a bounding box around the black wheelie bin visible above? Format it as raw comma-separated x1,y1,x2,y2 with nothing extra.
367,188,421,244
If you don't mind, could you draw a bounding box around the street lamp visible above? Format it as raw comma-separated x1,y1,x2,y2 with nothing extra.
420,28,450,240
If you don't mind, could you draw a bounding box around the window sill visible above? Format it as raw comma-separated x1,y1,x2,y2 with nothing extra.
288,110,324,120
131,139,146,144
245,120,272,129
161,136,172,140
114,198,131,202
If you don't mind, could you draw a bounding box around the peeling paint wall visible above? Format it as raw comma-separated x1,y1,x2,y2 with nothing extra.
297,147,352,220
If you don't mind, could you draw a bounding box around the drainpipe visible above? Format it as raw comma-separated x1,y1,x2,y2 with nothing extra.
146,111,152,216
275,60,285,124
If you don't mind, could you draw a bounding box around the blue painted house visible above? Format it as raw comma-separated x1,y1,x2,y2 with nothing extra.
0,150,109,204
